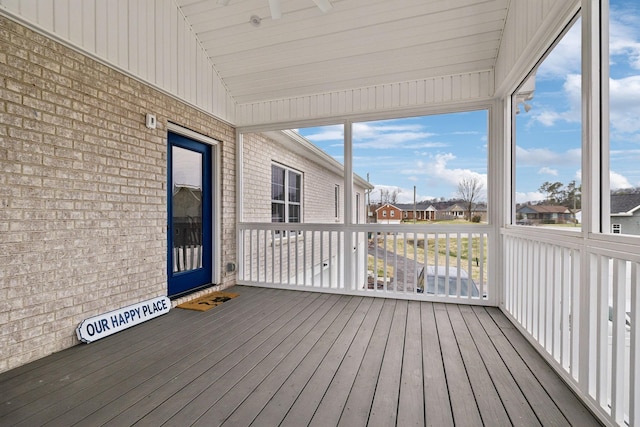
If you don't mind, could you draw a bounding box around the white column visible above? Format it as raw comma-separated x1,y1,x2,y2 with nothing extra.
344,122,354,290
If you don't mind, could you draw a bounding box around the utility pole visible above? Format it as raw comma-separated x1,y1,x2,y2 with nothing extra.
413,185,417,224
366,173,371,223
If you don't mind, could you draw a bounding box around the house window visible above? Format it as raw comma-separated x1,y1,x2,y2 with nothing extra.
334,185,340,219
612,224,621,234
382,211,387,217
390,210,395,218
272,163,302,224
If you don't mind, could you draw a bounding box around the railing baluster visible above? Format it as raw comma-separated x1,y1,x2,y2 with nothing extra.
611,258,626,423
383,232,388,292
393,232,397,293
329,232,333,288
479,232,485,299
630,263,639,426
403,231,407,294
444,234,450,297
295,229,299,285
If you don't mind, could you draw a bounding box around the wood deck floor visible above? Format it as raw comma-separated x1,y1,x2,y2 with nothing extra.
0,286,601,426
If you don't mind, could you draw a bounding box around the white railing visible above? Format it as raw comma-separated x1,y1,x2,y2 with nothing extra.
503,228,639,427
238,223,492,304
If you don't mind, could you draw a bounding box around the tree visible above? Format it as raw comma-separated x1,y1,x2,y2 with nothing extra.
562,180,581,210
539,181,563,204
379,188,400,204
457,177,484,221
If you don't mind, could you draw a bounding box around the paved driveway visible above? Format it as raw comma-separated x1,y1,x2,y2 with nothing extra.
368,244,422,292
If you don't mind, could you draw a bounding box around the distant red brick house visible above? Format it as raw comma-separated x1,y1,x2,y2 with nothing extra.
375,203,403,224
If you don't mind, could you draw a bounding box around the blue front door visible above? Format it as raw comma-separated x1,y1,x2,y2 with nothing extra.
167,132,212,297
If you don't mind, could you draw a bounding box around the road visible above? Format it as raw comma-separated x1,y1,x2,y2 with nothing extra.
367,244,422,292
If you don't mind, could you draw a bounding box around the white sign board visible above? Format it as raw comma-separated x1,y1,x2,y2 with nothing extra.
76,296,171,343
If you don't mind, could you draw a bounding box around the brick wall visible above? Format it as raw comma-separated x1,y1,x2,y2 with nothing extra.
242,132,369,223
0,17,236,372
240,132,369,284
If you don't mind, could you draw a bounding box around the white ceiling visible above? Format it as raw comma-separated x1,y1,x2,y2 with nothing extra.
176,0,509,105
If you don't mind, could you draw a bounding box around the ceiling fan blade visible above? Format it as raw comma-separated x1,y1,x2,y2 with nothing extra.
312,0,332,13
217,0,231,5
268,0,282,19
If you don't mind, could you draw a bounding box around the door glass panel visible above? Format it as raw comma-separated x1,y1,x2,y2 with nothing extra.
172,146,203,273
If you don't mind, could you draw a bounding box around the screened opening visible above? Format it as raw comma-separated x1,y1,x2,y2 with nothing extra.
512,17,582,231
607,0,640,237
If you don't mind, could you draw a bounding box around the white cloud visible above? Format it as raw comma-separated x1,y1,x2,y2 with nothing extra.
536,21,581,79
610,5,640,70
353,134,442,149
400,153,487,198
515,191,546,204
300,125,344,141
610,170,633,190
538,167,558,176
303,122,445,150
528,74,581,127
352,121,440,149
532,9,640,138
610,75,640,137
576,168,633,190
515,146,581,166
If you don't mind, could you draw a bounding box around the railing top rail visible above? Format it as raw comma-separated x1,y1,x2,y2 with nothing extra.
239,222,492,233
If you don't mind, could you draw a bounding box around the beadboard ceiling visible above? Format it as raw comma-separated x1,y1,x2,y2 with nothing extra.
176,0,509,105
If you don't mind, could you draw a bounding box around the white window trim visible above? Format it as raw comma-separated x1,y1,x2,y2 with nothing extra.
271,162,303,225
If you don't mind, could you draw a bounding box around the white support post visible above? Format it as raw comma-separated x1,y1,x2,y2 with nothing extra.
236,130,244,282
344,121,354,290
578,0,605,394
492,98,507,308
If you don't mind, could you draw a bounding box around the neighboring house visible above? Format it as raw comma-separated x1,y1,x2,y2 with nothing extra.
375,203,403,224
610,193,640,235
473,204,488,222
517,205,574,224
396,203,437,221
436,203,487,221
446,203,467,219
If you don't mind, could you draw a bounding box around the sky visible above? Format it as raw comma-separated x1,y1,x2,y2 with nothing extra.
296,0,640,206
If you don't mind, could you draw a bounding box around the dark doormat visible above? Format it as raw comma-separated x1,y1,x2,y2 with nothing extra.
176,291,239,312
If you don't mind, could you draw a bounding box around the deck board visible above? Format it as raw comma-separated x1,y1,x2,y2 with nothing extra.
307,298,385,427
484,307,602,427
435,303,485,426
0,286,602,427
279,297,374,426
337,298,396,427
249,296,363,426
459,305,541,426
13,287,276,426
367,299,406,426
397,301,425,427
220,294,350,426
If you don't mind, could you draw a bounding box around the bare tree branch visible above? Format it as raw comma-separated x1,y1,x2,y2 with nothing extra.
457,177,484,221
